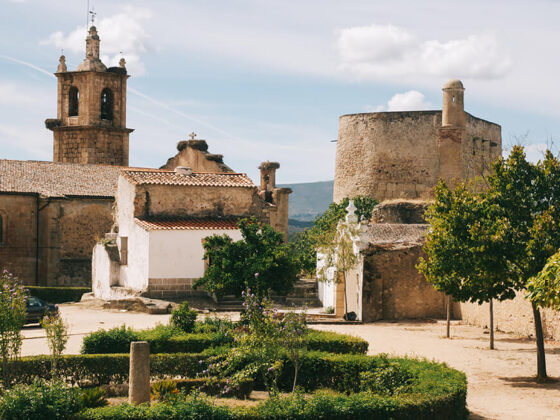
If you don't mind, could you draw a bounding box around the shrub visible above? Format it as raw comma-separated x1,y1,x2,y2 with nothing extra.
153,378,253,399
151,379,178,402
170,302,197,333
41,313,69,374
359,359,416,395
306,330,368,354
25,286,90,303
0,379,82,420
81,325,140,354
81,387,109,408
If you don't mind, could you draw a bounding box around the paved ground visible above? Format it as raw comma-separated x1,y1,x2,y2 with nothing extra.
22,303,560,419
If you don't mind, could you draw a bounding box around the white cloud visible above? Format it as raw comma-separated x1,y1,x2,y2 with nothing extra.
40,5,152,76
337,24,512,81
369,90,433,112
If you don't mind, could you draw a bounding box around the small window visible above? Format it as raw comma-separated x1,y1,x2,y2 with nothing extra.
69,86,79,116
120,237,128,266
100,88,114,120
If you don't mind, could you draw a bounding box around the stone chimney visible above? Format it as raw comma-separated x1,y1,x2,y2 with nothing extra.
258,161,291,242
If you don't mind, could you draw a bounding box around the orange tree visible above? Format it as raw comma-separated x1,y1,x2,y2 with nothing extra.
195,217,300,299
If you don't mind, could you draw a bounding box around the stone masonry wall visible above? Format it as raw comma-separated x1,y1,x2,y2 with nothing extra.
459,293,560,340
333,111,501,203
0,194,37,284
39,197,113,287
362,244,447,322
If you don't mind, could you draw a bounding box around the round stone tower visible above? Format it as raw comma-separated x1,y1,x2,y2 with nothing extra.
442,79,465,127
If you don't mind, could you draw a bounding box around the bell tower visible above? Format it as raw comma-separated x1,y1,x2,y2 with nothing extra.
45,26,133,166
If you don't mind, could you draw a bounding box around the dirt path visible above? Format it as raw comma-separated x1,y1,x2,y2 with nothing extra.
22,304,560,419
312,321,560,420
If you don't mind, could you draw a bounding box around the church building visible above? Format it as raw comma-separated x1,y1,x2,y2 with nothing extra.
0,26,289,288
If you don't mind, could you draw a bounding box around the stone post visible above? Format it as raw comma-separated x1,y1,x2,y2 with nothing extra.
129,341,150,405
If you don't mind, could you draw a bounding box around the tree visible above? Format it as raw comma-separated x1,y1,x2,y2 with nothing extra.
317,201,361,318
418,182,512,348
41,313,69,375
0,269,27,386
195,217,300,299
289,196,377,276
528,249,560,309
420,146,560,379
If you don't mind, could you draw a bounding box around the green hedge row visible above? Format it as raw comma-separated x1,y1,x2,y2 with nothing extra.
26,286,90,304
6,353,207,387
81,326,367,355
71,354,467,420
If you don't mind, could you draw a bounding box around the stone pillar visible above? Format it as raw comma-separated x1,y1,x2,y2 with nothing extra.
129,341,150,405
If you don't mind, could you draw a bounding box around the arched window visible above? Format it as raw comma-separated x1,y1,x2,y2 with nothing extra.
100,88,114,120
68,86,79,116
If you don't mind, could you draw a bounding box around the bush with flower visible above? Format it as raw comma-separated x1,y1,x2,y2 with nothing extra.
0,269,28,387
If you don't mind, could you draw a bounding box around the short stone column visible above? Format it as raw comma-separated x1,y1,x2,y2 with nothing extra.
129,341,150,405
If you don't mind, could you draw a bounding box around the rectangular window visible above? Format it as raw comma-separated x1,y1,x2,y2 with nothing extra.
120,236,128,266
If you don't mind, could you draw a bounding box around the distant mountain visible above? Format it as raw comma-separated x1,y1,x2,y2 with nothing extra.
279,180,334,222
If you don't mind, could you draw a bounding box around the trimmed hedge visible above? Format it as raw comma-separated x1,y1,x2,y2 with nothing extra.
72,354,467,420
26,286,90,304
81,325,367,355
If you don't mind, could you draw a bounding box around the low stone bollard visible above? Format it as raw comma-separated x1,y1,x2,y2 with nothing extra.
129,341,150,405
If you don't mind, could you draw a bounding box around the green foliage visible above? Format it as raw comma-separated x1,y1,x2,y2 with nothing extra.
25,286,90,303
81,387,108,408
75,355,467,420
195,217,300,299
419,146,560,378
528,250,560,309
81,325,140,354
0,269,27,386
170,302,198,333
359,357,416,395
289,196,377,275
151,379,179,401
0,379,83,420
80,322,366,355
40,313,69,374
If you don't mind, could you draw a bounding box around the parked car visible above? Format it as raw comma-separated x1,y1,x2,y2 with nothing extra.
25,296,58,324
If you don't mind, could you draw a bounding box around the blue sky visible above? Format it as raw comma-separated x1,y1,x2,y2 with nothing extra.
1,0,559,183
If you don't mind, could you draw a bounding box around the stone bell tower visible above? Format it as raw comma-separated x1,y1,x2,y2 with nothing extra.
45,26,133,166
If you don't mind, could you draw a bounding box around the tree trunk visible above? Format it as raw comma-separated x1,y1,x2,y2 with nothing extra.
446,295,451,338
343,272,348,319
531,302,547,380
292,362,299,392
489,299,494,350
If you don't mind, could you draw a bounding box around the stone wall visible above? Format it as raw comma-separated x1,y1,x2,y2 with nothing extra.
459,293,560,340
333,111,501,202
362,244,447,322
0,194,37,283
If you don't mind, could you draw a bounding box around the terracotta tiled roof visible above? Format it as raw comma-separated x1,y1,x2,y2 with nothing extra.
135,217,239,231
363,223,428,249
0,160,121,198
122,169,255,188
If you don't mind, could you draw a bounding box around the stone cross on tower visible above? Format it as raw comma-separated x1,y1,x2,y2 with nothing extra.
189,132,197,140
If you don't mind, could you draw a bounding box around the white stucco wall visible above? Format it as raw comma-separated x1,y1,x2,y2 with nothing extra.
92,243,120,300
148,229,243,279
317,251,335,309
115,175,136,237
119,223,150,291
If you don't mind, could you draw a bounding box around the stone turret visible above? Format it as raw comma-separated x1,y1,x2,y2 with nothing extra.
76,26,107,72
442,79,465,128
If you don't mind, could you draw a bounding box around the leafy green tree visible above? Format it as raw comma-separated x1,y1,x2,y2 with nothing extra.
195,218,300,299
528,249,560,309
420,146,560,379
290,196,377,276
0,269,27,386
41,313,69,375
418,182,511,348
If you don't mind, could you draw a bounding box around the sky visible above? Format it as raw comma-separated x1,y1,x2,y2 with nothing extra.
1,0,559,184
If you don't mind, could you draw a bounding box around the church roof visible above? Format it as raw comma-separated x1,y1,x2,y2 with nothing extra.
135,216,239,231
121,169,256,188
0,160,120,198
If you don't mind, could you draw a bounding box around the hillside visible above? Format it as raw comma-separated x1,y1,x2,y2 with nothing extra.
279,180,334,221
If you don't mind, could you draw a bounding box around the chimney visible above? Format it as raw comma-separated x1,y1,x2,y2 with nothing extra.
258,161,280,192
